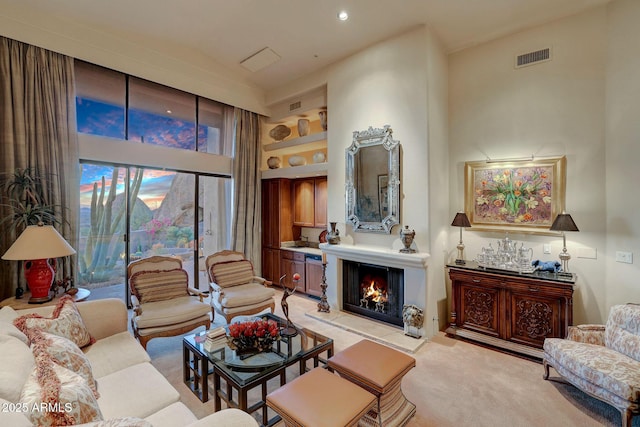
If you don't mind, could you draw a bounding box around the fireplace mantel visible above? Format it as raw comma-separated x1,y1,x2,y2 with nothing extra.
320,243,429,269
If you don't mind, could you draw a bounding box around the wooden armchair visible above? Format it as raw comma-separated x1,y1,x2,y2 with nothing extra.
205,250,275,323
128,255,211,349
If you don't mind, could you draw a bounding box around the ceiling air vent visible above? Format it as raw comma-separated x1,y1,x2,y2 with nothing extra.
515,47,551,69
289,101,301,112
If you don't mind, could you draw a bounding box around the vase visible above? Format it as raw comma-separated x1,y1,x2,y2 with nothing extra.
267,156,281,169
312,152,326,163
288,155,306,167
399,225,416,253
297,119,310,137
327,222,340,245
318,110,327,131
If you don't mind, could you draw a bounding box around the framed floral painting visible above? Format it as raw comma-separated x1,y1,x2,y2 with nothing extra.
464,156,566,234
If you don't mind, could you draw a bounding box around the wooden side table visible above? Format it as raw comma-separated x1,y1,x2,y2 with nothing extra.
0,288,90,310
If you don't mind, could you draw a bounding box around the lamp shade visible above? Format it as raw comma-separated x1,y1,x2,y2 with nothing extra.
451,212,471,228
2,224,76,261
550,213,579,232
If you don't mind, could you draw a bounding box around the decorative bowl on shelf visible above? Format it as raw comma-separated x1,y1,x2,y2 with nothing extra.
267,156,281,169
312,152,326,163
269,125,291,142
288,155,306,167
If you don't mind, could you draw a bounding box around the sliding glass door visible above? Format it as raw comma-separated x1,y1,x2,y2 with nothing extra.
78,162,231,301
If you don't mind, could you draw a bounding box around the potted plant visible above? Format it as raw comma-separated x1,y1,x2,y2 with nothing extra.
0,168,65,298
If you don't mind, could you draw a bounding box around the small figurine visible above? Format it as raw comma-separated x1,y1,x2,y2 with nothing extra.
279,274,299,337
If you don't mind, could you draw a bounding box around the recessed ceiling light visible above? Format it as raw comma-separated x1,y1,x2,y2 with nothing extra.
337,11,348,21
166,110,172,114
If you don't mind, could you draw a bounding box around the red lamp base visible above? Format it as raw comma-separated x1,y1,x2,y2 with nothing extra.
24,258,54,304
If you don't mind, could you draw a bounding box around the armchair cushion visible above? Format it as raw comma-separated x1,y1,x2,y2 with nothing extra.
209,260,255,288
133,296,211,329
566,324,606,345
212,283,275,308
129,269,189,303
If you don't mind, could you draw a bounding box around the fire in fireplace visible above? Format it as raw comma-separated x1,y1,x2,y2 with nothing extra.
343,260,404,327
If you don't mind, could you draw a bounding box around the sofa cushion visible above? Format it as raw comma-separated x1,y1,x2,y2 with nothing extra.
0,334,34,402
96,362,180,419
187,408,260,427
20,361,103,426
544,338,640,403
0,398,33,427
29,329,99,398
83,331,151,379
0,306,28,344
210,260,255,288
144,402,197,427
214,282,275,308
73,418,153,427
133,295,211,329
605,304,640,362
13,295,94,348
130,268,189,303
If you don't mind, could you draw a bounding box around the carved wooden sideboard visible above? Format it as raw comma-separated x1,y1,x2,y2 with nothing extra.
446,262,576,359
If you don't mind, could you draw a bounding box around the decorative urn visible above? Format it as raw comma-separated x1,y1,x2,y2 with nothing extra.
399,225,416,253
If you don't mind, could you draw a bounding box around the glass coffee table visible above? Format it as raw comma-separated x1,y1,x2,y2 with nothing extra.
183,313,333,426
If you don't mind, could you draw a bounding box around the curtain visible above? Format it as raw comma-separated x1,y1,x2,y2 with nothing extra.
0,37,79,300
231,109,261,268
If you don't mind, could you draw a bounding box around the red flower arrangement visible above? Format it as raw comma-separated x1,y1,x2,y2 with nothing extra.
227,318,280,354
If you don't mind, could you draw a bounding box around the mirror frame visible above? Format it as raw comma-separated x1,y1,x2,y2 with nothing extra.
345,125,400,233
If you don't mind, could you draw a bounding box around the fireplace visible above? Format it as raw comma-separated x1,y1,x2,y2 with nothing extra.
343,260,404,327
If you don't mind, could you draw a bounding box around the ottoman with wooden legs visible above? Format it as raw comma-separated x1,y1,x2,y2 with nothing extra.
327,339,416,427
266,367,376,427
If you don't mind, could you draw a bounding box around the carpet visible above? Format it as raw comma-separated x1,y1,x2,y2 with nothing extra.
141,290,634,426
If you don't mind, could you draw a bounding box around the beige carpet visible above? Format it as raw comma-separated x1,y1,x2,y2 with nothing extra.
142,290,630,426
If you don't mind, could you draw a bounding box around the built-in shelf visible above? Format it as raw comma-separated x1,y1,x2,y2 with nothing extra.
261,162,328,179
264,131,327,152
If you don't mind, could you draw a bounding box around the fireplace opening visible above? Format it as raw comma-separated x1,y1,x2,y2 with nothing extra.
343,260,404,327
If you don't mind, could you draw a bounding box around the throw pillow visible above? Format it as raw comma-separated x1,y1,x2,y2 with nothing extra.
20,353,103,426
28,328,99,399
129,268,189,303
0,306,28,344
0,335,34,403
73,418,153,427
210,260,254,288
13,295,94,348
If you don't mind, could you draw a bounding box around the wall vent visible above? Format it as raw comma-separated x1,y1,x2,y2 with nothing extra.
289,101,301,111
515,47,551,69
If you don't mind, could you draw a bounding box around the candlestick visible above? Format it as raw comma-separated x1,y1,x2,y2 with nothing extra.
322,252,327,265
317,262,330,313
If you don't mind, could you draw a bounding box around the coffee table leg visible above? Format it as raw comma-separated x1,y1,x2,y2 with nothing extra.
213,369,221,412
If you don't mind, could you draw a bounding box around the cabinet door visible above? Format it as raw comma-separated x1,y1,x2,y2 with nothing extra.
305,259,324,297
457,283,501,337
507,291,562,348
280,258,306,293
293,179,315,227
314,177,327,228
261,248,280,284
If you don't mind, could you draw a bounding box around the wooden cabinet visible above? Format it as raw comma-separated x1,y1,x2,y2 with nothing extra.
446,263,575,359
280,250,306,293
261,179,292,282
305,258,324,298
293,177,327,228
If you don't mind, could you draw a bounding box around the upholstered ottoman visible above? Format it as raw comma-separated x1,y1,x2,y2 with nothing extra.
266,367,376,427
328,339,416,427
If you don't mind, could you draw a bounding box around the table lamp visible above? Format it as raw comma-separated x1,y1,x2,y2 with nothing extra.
550,212,579,274
2,223,76,303
451,212,471,265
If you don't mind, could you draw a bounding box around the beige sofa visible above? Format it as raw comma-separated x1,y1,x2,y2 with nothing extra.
543,304,640,427
0,297,257,427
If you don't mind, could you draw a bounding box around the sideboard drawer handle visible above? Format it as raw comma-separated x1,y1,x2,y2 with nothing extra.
529,287,539,292
472,279,481,283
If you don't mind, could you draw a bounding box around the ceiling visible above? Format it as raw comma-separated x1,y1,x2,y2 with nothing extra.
12,0,611,92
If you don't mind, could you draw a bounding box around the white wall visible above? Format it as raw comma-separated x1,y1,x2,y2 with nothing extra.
449,6,611,324
604,0,640,308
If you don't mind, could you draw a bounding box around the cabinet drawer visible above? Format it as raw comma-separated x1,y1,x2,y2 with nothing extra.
281,250,305,261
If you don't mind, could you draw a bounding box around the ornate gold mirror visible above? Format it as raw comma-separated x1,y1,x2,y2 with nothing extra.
345,125,400,233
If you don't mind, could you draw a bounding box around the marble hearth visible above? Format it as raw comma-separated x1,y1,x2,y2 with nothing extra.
317,243,430,344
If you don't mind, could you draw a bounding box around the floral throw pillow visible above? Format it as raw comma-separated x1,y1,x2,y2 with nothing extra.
28,328,99,399
20,352,103,426
14,295,94,348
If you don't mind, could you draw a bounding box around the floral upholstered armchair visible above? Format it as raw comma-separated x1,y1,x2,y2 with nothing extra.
543,304,640,427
